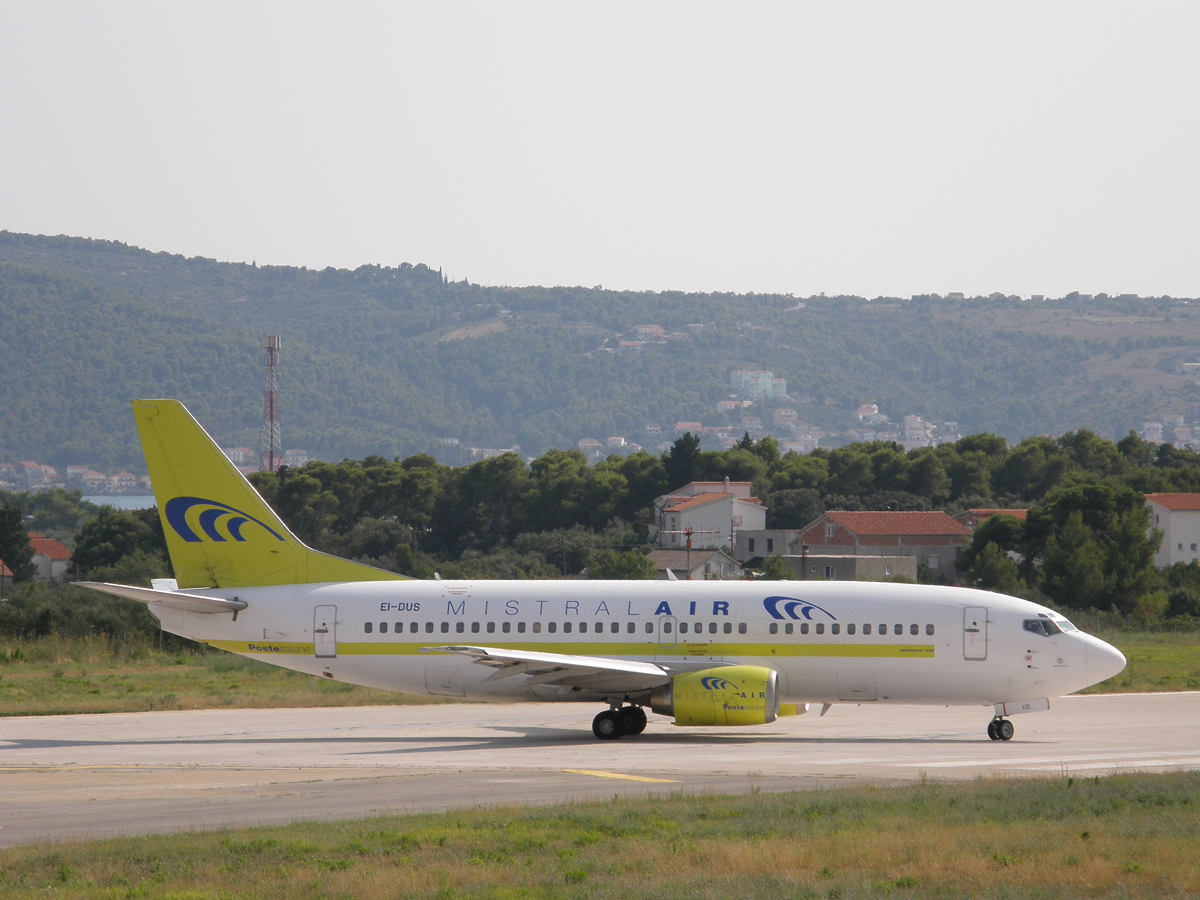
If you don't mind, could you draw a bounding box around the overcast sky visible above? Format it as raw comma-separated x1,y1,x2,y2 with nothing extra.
2,2,1197,298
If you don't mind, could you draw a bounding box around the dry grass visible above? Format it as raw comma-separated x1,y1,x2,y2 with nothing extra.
0,772,1197,898
0,634,447,716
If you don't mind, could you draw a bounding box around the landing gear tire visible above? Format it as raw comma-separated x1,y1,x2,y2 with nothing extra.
592,710,624,740
997,719,1014,741
987,720,1000,741
618,706,647,736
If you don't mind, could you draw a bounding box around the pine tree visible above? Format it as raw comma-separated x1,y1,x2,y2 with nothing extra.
0,503,36,583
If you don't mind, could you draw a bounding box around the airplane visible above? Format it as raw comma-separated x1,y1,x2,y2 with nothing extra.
80,399,1127,742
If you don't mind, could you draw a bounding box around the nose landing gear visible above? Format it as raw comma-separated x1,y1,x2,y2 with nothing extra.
987,717,1014,741
591,705,648,740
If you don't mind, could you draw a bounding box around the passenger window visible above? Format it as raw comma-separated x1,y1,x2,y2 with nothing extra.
613,622,622,634
785,623,793,635
663,622,673,634
364,622,373,634
925,624,934,635
578,622,587,633
410,622,418,633
910,624,918,636
441,622,449,633
395,623,402,633
800,622,809,635
502,622,511,633
831,624,840,635
456,622,465,633
518,622,527,633
723,622,732,634
548,622,557,633
738,623,747,634
426,622,434,633
532,622,541,633
895,624,903,635
816,623,824,635
563,622,572,633
470,622,479,633
847,624,856,635
379,622,388,634
486,621,495,633
708,622,717,634
864,624,872,635
769,623,779,635
680,622,689,634
645,622,654,633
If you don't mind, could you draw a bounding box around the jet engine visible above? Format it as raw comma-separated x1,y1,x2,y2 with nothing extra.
648,665,797,726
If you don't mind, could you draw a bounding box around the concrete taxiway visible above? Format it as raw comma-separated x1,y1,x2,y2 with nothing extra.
3,691,1198,847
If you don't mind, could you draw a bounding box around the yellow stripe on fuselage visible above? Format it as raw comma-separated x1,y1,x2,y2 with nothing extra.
207,640,935,659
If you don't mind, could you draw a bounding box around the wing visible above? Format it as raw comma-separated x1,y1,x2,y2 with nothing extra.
76,581,248,615
420,645,671,694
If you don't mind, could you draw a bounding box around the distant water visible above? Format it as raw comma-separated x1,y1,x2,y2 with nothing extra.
82,495,156,510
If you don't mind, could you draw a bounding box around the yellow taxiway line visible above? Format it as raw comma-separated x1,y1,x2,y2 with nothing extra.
562,769,679,783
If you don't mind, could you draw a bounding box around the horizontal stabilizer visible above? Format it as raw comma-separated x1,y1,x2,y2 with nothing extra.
75,581,247,615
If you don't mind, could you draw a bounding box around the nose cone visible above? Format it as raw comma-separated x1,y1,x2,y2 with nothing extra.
1086,635,1126,688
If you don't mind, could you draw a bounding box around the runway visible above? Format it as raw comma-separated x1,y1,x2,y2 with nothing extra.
3,692,1198,847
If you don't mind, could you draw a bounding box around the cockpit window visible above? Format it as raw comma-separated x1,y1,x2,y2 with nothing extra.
1055,618,1078,632
1023,618,1063,636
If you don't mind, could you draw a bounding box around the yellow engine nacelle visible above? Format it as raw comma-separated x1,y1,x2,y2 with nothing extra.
649,665,797,727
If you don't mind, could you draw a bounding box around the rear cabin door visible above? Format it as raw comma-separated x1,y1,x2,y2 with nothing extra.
963,606,988,660
314,605,337,658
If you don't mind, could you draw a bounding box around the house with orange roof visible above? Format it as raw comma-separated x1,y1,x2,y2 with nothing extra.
791,510,970,583
27,532,71,582
1144,493,1200,568
0,560,12,589
649,479,767,551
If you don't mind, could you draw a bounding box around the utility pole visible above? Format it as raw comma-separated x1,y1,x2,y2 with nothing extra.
259,335,282,473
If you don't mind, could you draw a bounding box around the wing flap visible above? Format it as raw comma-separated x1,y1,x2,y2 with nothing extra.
420,645,670,692
75,581,247,614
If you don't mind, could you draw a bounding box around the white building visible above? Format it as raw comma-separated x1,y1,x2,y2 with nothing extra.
283,449,309,468
648,479,767,551
1145,493,1200,567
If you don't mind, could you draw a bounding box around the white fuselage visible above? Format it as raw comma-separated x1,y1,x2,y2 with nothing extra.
147,579,1125,711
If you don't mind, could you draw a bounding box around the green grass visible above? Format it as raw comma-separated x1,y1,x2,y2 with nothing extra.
1079,631,1200,693
1,772,1198,898
0,635,445,716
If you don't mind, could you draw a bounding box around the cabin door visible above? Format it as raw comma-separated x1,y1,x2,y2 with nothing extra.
657,616,677,649
963,607,988,660
314,605,337,658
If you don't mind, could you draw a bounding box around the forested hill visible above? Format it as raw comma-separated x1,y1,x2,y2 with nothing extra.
2,230,1199,471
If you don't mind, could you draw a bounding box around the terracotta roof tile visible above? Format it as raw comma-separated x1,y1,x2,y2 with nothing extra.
28,534,71,561
1145,492,1200,511
664,492,736,512
824,511,970,537
967,508,1028,521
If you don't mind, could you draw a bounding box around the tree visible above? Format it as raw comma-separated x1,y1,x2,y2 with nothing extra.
0,503,36,582
663,432,701,490
756,555,795,580
1039,511,1105,609
590,549,655,580
71,506,168,577
764,488,823,529
962,542,1022,593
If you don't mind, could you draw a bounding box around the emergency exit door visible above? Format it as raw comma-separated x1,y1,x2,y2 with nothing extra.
314,605,337,658
963,606,988,660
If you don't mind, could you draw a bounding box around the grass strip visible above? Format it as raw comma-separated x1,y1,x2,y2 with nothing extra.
1,630,1196,717
1,771,1198,898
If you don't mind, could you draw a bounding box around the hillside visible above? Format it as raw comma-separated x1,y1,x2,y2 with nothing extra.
1,231,1198,472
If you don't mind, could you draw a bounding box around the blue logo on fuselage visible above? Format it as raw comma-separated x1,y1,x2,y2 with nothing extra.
763,596,837,621
164,497,285,543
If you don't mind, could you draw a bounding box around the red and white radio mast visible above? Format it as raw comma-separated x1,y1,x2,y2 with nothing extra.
259,335,282,472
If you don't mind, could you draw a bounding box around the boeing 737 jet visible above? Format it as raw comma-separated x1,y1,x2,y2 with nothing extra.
81,400,1127,741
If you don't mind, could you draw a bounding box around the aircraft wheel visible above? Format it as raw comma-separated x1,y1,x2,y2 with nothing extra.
592,710,624,740
987,720,1000,741
619,706,647,735
997,719,1014,741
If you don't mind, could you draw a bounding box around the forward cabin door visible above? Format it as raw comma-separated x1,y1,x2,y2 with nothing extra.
963,607,988,660
314,605,337,658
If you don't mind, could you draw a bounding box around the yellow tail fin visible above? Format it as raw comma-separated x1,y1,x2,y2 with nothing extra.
133,399,403,588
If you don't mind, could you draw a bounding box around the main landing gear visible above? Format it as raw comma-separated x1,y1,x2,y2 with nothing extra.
987,717,1014,741
592,705,648,740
